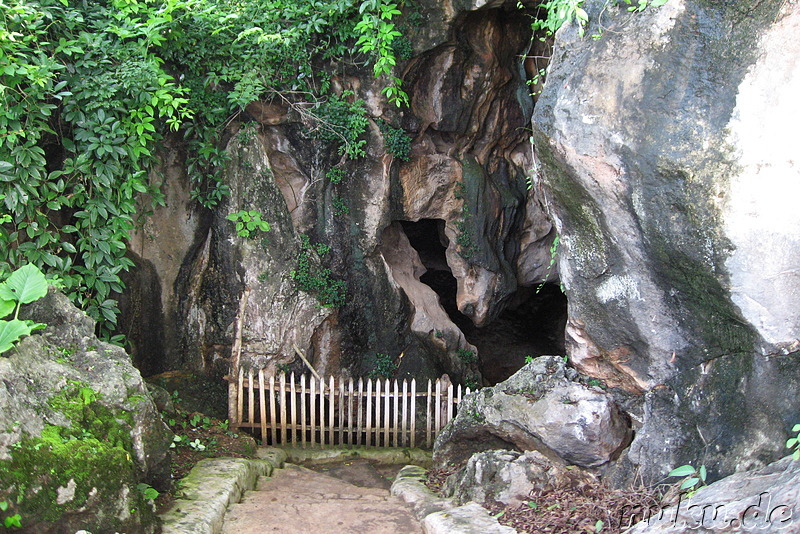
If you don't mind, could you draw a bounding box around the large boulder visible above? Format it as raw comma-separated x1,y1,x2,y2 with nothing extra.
443,449,597,506
433,356,631,468
0,289,172,533
533,0,800,484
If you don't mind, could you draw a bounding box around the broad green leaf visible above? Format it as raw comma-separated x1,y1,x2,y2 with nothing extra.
698,465,707,482
0,319,33,353
0,264,48,305
787,438,797,448
680,477,699,490
793,424,800,432
668,465,696,477
0,298,15,319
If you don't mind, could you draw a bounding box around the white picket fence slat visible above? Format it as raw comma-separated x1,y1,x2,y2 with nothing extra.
228,371,470,448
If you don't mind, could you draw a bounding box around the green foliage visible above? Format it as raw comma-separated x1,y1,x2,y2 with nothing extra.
668,464,707,491
524,355,535,363
0,0,410,338
0,0,186,337
535,234,560,293
0,264,48,353
326,168,346,185
787,424,800,461
354,0,409,106
464,378,479,390
1,500,22,529
455,206,479,259
620,0,668,12
313,92,370,159
290,235,347,308
530,0,589,37
226,210,271,238
368,352,398,378
379,121,412,161
136,483,159,503
392,34,414,61
332,196,351,217
457,348,477,364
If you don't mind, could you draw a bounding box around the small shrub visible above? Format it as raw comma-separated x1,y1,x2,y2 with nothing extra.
457,348,477,364
332,196,350,217
368,352,398,379
326,168,345,185
290,235,347,308
226,210,271,238
787,424,800,460
668,464,707,492
379,121,412,161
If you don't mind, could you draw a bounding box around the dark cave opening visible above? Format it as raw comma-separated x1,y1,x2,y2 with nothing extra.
399,219,567,386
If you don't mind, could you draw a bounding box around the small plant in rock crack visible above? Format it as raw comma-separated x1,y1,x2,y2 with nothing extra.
368,352,399,379
457,348,477,364
136,483,160,503
332,196,350,217
668,464,707,493
787,424,800,460
227,210,271,239
1,501,22,528
535,234,560,294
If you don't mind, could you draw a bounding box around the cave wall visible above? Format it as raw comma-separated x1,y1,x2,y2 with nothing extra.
115,0,800,486
532,0,800,483
122,0,560,386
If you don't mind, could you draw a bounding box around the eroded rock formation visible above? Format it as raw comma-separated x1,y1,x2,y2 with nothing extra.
124,0,564,387
533,0,800,483
433,356,632,469
1,290,171,533
117,0,800,490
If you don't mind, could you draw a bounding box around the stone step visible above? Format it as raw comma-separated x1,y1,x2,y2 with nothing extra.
221,463,422,534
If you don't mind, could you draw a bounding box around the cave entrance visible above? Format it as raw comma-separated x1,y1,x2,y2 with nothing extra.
398,219,567,386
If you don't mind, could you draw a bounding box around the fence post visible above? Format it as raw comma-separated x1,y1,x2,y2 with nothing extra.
290,373,297,445
258,369,266,444
269,375,277,445
300,373,307,448
328,376,335,445
410,378,416,448
426,379,432,448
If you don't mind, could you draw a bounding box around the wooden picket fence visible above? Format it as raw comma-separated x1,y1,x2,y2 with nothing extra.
227,371,471,449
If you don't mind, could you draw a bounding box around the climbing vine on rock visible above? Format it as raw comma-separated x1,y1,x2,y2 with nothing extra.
0,0,410,338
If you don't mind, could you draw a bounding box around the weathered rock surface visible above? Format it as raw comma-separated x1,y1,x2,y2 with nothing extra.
533,0,800,483
0,289,172,533
161,455,284,534
626,455,800,533
176,133,333,377
443,449,596,506
390,464,519,534
124,0,560,386
433,356,631,468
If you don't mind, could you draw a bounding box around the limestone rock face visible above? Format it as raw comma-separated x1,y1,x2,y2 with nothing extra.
176,134,333,377
1,289,171,533
124,0,561,386
533,0,800,483
626,455,800,533
433,356,631,468
443,449,597,507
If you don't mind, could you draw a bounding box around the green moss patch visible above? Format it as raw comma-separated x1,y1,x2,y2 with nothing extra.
0,384,156,531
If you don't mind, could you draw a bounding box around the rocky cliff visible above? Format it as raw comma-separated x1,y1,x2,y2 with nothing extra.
532,0,800,484
122,0,799,486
